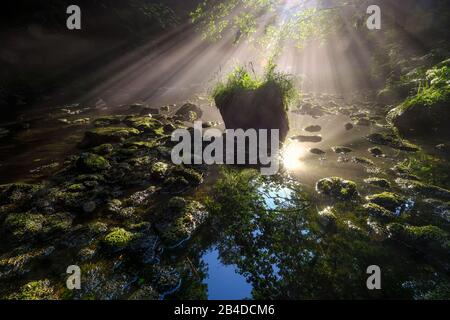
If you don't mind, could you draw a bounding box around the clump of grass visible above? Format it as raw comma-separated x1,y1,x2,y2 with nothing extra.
212,61,299,110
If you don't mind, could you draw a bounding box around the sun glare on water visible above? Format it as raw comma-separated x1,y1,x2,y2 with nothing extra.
281,141,305,171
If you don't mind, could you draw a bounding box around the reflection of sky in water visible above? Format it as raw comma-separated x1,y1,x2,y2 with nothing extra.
261,184,294,209
202,183,306,299
202,248,252,300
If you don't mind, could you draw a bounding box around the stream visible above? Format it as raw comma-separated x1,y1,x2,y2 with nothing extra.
0,91,449,299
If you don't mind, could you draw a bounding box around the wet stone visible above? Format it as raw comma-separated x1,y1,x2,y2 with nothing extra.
332,146,353,154
304,125,322,132
364,178,391,189
345,123,354,131
291,135,322,143
310,148,326,155
368,147,385,157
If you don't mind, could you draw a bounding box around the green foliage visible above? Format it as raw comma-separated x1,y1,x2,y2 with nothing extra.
212,61,298,109
401,60,450,110
400,152,450,189
190,0,345,48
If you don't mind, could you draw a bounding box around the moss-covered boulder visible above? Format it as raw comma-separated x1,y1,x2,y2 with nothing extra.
388,223,450,255
103,228,134,251
151,162,169,180
93,116,123,127
0,183,42,206
317,207,338,233
123,116,163,134
156,198,208,248
368,147,385,157
366,192,407,214
364,203,395,222
2,211,73,243
92,144,114,156
6,279,57,300
3,212,45,242
76,153,111,173
367,132,419,152
395,179,450,201
316,177,358,200
175,103,203,122
80,127,140,148
388,60,450,136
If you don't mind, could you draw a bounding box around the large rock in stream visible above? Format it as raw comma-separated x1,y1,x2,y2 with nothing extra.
215,83,290,143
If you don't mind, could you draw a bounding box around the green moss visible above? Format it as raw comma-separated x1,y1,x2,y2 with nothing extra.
0,183,42,205
8,279,56,300
103,228,133,249
93,116,123,127
399,153,450,189
159,200,208,247
171,166,203,185
3,212,45,241
168,196,187,211
123,116,163,133
67,183,85,192
366,192,405,213
92,143,114,155
44,212,73,234
388,223,450,253
150,162,169,179
367,132,419,152
364,203,395,222
76,153,111,173
316,177,358,200
396,179,450,201
81,127,140,147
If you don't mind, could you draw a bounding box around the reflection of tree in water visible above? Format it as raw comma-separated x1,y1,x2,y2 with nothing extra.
198,168,449,299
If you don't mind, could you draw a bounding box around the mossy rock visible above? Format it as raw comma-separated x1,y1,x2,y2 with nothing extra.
316,177,358,200
80,127,140,148
395,179,450,201
103,228,134,250
7,279,56,300
364,178,391,189
151,162,169,180
366,192,406,214
364,203,395,223
44,212,74,235
387,61,450,136
92,144,114,155
317,207,338,233
76,153,111,173
3,212,45,242
367,132,419,152
352,157,374,166
368,147,384,157
93,116,123,127
0,183,42,205
175,103,203,122
157,200,208,248
170,166,203,185
388,223,450,255
123,116,163,134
